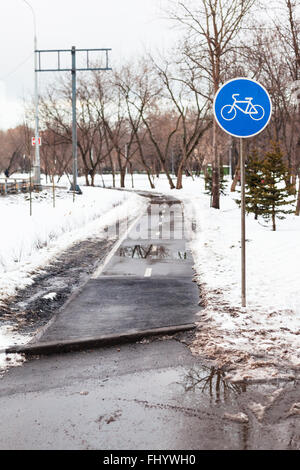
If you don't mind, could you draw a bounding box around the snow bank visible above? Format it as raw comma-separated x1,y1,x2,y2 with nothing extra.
0,187,146,301
0,326,26,372
180,179,300,382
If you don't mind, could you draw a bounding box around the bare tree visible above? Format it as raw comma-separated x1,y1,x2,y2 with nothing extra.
38,76,113,186
93,72,138,188
40,129,72,183
170,0,255,206
114,64,156,189
153,59,212,188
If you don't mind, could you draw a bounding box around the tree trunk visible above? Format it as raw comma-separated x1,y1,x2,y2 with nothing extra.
120,168,126,188
291,172,297,194
296,173,300,216
147,171,155,189
100,170,106,188
211,120,220,208
176,165,183,189
203,164,208,190
131,168,134,189
111,164,116,188
108,155,115,188
166,168,175,189
231,155,241,192
272,209,276,231
176,156,187,189
161,160,175,189
196,155,204,178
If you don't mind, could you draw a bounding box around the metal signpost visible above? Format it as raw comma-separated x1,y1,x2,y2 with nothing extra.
214,78,272,307
35,46,112,194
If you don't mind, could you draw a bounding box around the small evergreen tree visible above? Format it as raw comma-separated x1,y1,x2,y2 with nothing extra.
259,143,294,231
245,149,265,220
205,165,226,196
235,149,264,218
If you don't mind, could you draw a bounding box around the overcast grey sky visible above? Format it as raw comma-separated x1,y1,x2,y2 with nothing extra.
0,0,176,129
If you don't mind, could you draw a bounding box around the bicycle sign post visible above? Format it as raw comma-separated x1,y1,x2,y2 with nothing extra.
214,78,272,307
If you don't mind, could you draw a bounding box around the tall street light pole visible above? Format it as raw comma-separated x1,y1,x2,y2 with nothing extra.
23,0,40,187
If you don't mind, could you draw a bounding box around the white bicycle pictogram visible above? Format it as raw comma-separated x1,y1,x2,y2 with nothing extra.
221,94,265,121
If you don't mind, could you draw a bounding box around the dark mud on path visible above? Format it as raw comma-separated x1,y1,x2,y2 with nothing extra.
0,236,116,336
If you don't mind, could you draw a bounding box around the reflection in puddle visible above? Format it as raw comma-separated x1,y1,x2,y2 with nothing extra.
119,245,154,259
182,366,245,402
118,245,189,260
148,366,249,449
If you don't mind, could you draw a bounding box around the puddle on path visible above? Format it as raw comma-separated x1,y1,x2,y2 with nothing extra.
106,362,295,449
118,245,189,261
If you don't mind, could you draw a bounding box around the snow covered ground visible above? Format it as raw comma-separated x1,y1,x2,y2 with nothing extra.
0,186,145,300
184,182,300,382
0,185,146,369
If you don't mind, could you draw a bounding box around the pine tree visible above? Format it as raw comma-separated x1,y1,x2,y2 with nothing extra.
258,143,294,231
205,165,226,196
244,149,265,220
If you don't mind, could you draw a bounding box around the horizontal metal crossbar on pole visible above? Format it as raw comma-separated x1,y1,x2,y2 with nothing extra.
36,68,112,72
35,48,112,73
35,48,112,52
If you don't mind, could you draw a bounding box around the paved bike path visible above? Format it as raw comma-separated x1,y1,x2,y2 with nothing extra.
34,193,201,344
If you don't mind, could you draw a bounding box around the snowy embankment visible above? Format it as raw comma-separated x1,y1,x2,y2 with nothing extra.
180,180,300,382
0,187,145,301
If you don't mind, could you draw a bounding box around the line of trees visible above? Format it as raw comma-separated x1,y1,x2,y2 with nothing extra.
0,0,299,212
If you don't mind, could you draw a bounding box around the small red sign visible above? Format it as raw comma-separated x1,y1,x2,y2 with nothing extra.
32,137,42,147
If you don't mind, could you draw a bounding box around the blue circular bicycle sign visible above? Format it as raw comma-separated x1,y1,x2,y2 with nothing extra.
214,78,272,138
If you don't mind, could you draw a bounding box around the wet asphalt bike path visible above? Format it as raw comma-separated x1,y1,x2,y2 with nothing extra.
37,193,200,344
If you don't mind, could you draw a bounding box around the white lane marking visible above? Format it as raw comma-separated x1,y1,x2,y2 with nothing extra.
91,211,144,279
144,268,152,278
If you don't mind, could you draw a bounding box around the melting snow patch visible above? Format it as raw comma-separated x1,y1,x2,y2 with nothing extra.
248,402,267,422
43,292,57,301
288,403,300,416
0,187,146,302
224,412,249,424
0,325,28,373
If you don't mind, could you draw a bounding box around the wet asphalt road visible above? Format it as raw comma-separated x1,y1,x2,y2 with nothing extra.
1,339,299,450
